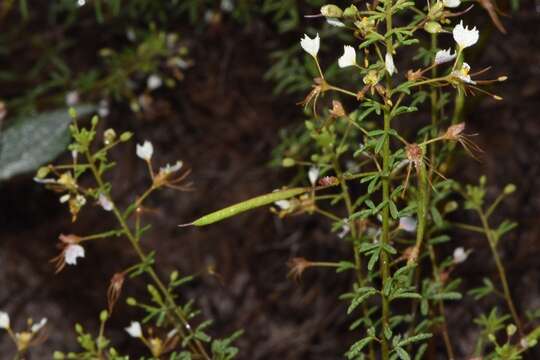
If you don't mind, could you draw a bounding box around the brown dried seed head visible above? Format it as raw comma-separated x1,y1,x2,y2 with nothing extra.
287,257,312,281
444,122,465,140
329,100,346,117
318,176,339,186
406,143,423,162
407,69,423,82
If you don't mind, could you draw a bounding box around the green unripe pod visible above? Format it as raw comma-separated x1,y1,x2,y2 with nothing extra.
504,184,516,195
321,4,343,18
181,187,309,227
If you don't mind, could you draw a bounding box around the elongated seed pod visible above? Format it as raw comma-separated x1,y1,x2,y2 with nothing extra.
180,187,309,227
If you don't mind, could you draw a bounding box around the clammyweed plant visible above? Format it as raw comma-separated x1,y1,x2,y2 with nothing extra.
185,1,538,359
1,110,242,359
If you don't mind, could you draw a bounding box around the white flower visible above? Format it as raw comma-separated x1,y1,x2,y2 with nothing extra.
60,194,70,203
399,217,417,232
98,194,114,211
385,52,397,75
136,141,154,161
159,161,183,175
453,247,469,264
452,62,476,84
338,221,350,239
75,194,86,207
443,0,461,7
147,74,162,90
453,21,479,49
125,321,142,338
434,48,456,65
31,318,47,333
326,18,346,27
300,33,320,58
65,91,79,107
274,200,291,210
221,0,234,12
98,99,110,118
0,311,10,329
308,166,319,185
338,45,357,68
64,244,85,265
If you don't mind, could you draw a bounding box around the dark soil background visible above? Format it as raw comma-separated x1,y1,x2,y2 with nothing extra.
1,2,540,359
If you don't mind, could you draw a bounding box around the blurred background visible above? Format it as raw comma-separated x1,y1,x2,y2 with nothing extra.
1,0,540,358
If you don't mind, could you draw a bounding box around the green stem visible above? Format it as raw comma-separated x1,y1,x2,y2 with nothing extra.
477,209,522,333
84,150,210,359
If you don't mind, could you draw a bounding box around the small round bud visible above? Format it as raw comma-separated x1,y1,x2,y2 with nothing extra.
320,4,343,18
75,323,83,334
506,324,517,337
99,310,109,322
504,184,516,195
68,107,77,119
488,333,496,342
424,21,443,34
343,4,358,18
444,201,458,213
120,131,133,142
282,158,296,167
170,271,178,282
91,115,99,127
53,351,65,360
126,297,137,306
36,166,51,179
103,128,117,145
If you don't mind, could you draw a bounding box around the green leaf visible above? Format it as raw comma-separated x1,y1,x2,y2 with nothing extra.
394,346,411,360
0,105,94,181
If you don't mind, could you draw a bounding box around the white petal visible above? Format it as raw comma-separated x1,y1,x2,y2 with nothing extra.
453,247,468,263
159,161,183,175
453,21,479,49
434,48,456,65
399,217,417,232
125,321,142,338
98,194,114,211
274,200,291,210
443,0,461,7
385,52,397,75
64,244,85,265
65,91,79,107
147,74,162,90
98,99,110,118
308,166,319,185
326,18,346,27
300,33,320,58
338,45,357,68
31,318,47,333
0,311,10,329
59,194,71,203
136,141,154,161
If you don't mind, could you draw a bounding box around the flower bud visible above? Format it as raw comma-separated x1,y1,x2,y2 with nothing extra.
320,4,343,18
343,4,358,18
504,184,516,195
100,310,109,322
120,131,133,142
36,166,50,179
126,297,137,306
424,21,443,34
282,158,296,167
91,115,99,127
507,324,517,337
104,128,117,145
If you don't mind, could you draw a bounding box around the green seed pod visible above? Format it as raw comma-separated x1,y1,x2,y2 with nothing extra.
182,187,309,227
99,310,109,322
424,21,443,34
120,131,133,142
320,4,343,18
